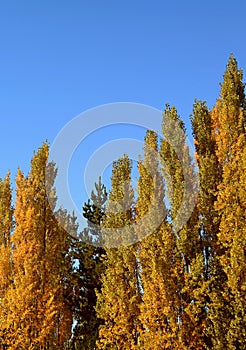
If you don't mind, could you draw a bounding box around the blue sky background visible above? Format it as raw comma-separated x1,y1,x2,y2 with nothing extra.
1,0,246,223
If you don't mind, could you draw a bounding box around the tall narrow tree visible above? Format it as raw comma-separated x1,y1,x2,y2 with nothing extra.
160,104,204,349
209,55,246,349
136,130,182,349
2,143,74,349
190,100,223,349
96,155,141,349
0,172,13,349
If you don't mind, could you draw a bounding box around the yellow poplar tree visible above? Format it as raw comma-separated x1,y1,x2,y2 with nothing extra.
210,55,246,349
3,143,73,349
160,104,204,349
0,172,13,348
190,100,223,349
136,130,183,349
96,155,141,349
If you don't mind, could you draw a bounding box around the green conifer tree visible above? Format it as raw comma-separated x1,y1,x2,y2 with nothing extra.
71,177,107,350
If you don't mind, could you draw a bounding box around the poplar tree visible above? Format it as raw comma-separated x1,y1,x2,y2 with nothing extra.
96,155,141,349
0,172,13,349
136,130,182,349
160,105,204,349
190,100,223,349
3,143,74,349
209,55,246,349
191,100,220,277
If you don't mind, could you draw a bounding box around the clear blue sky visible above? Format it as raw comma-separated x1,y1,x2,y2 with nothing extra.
1,0,246,220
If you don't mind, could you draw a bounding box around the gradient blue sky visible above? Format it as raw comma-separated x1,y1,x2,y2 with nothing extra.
1,1,246,218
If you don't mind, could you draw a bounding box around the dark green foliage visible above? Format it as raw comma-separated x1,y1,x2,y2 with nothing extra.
71,177,107,350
